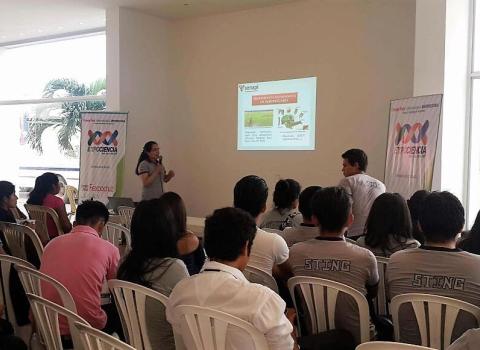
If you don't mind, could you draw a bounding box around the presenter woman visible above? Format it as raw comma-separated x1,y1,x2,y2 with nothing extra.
136,141,175,201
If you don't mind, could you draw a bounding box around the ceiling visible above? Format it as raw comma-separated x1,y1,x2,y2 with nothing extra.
0,0,298,45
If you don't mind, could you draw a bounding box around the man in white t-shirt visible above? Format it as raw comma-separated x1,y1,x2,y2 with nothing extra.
166,207,294,350
234,175,291,278
339,149,385,237
387,191,480,345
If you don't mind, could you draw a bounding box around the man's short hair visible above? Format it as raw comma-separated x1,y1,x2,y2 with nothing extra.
419,191,465,242
312,187,351,233
342,149,368,171
75,200,109,226
233,175,268,218
204,207,257,262
299,186,322,220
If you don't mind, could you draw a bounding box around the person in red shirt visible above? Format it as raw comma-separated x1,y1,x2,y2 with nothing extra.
27,172,72,238
39,200,120,337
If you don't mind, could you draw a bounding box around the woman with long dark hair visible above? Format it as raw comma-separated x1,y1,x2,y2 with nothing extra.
357,193,419,257
117,198,188,350
457,210,480,254
136,141,175,200
260,178,302,230
161,192,206,275
0,181,18,224
26,172,71,238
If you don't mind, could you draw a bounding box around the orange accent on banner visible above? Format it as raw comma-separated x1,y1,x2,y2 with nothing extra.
252,93,298,105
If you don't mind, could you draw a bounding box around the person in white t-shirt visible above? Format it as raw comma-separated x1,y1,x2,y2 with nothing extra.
234,175,291,278
166,207,295,350
339,149,386,237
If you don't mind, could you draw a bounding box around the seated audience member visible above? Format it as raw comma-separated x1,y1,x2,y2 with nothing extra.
0,181,32,330
234,175,290,277
407,190,430,245
387,191,480,345
40,201,120,336
26,172,72,238
339,149,386,238
161,192,206,274
261,179,302,230
282,186,322,247
0,181,18,224
447,328,480,350
118,198,189,350
357,193,420,257
288,186,379,344
457,210,480,254
166,207,295,350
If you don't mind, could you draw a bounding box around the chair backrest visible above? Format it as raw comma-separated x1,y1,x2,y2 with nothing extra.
27,293,88,350
65,186,78,214
74,322,135,350
0,221,44,262
117,206,135,229
15,264,76,313
108,279,168,349
288,276,371,342
176,304,269,350
374,256,389,316
0,254,34,334
24,204,64,243
356,341,436,349
243,265,279,293
391,293,480,350
102,222,131,254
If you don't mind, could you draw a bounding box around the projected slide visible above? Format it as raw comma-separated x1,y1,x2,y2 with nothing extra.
237,77,317,150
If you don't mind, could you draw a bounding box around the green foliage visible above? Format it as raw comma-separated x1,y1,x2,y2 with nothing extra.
26,78,106,155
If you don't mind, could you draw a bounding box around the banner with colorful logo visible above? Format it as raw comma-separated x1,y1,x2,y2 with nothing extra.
79,112,128,204
385,95,442,199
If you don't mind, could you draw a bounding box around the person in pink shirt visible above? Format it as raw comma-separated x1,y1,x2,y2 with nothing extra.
39,200,121,338
27,172,72,239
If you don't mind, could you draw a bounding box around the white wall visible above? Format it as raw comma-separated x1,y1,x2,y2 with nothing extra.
108,0,416,216
107,8,173,200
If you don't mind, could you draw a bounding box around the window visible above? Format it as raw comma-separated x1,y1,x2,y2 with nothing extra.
468,0,480,226
0,33,106,200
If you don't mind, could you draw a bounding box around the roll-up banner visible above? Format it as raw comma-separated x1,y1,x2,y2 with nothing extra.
79,112,128,204
385,95,442,199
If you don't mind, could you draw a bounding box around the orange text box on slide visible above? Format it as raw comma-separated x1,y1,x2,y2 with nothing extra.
252,92,298,105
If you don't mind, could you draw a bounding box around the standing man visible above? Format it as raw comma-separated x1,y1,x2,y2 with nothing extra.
339,149,385,238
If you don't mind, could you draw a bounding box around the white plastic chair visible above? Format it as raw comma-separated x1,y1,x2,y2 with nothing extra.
27,293,88,350
0,221,44,262
102,222,131,254
288,276,371,342
374,256,389,316
15,264,77,312
0,255,34,335
391,293,480,349
108,279,168,349
24,204,64,244
175,304,269,350
243,265,279,293
117,206,134,229
74,322,135,350
356,341,435,349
